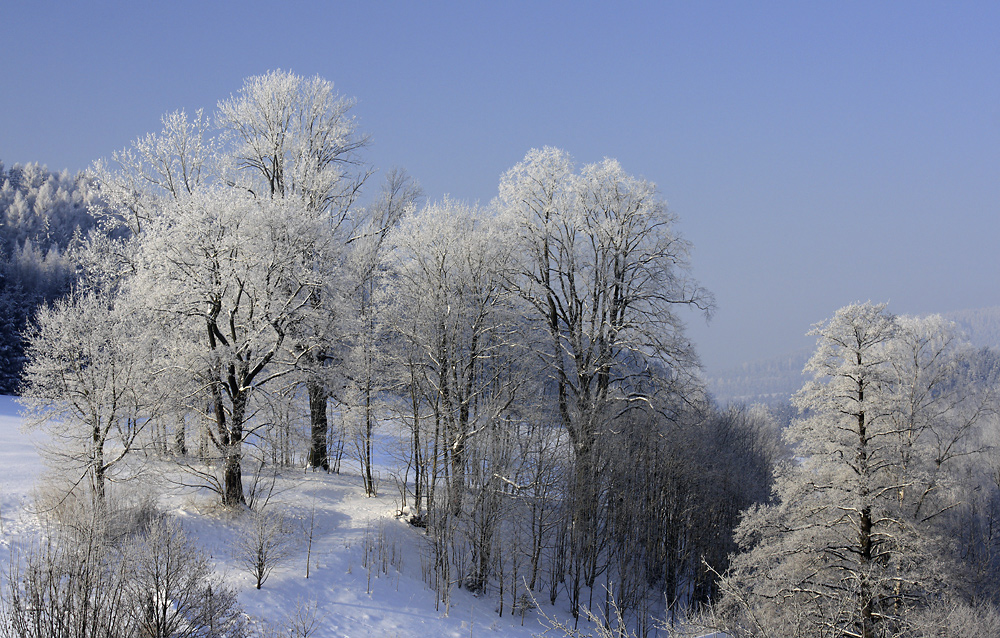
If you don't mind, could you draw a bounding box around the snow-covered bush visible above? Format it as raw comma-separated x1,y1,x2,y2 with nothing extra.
0,515,245,638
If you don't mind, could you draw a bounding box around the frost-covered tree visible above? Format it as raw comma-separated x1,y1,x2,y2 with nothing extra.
0,161,100,253
20,289,164,506
383,199,520,511
217,69,371,471
718,303,990,638
217,69,369,208
380,198,526,607
340,169,420,491
885,314,992,524
89,71,371,505
135,188,334,505
497,147,712,613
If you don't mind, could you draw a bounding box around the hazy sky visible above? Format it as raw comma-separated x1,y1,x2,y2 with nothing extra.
2,2,998,375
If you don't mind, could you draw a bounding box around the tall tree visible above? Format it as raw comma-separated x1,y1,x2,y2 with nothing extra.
497,147,712,613
135,188,332,505
91,71,370,504
341,169,421,491
383,198,520,511
217,69,371,472
719,303,989,637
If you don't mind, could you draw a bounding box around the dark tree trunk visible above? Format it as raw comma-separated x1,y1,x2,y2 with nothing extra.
174,414,187,456
857,374,874,638
92,424,106,506
411,375,424,515
362,379,376,496
306,381,329,471
222,392,247,507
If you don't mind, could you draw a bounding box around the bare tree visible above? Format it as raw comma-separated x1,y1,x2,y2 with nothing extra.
341,169,421,493
125,518,246,638
1,516,245,638
1,532,133,638
234,508,293,590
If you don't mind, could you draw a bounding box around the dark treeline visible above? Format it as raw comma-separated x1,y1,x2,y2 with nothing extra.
0,161,101,392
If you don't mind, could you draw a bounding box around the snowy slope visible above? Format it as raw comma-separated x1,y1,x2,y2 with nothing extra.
0,397,601,638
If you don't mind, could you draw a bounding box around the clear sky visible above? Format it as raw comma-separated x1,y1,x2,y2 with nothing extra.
2,2,998,375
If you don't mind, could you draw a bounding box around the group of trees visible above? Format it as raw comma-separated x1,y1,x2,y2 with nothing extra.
13,70,783,625
393,148,775,619
22,71,379,509
337,146,779,620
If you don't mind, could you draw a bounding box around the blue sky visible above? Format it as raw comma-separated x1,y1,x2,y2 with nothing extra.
3,2,998,374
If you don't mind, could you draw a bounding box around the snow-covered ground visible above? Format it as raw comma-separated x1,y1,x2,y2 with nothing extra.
0,396,47,574
0,396,606,638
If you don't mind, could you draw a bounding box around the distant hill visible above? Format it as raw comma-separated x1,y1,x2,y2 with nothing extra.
703,349,810,408
943,307,1000,350
705,307,1000,408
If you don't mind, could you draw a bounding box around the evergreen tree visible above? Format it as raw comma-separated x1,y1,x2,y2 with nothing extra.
718,303,988,637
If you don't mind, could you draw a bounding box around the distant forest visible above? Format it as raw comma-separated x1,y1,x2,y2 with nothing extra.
0,161,101,392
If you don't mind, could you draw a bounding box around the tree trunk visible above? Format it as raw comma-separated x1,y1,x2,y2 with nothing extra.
449,434,465,516
860,505,874,638
174,414,187,456
222,392,247,507
92,424,106,506
412,391,423,516
857,390,875,638
362,378,376,496
306,381,329,471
